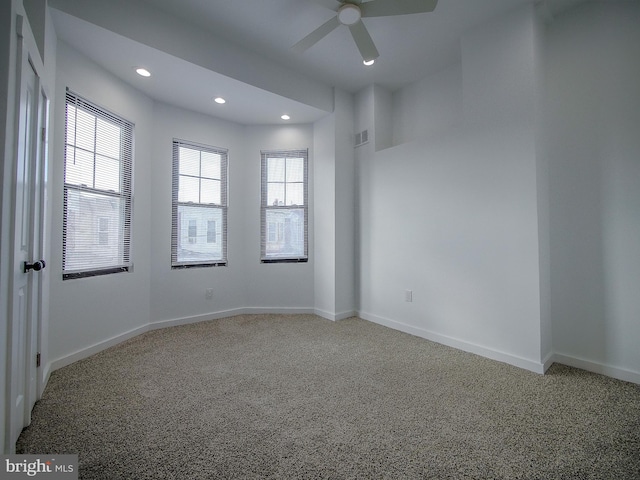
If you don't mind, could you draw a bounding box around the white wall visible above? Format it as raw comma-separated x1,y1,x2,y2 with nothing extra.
354,87,374,314
313,112,336,317
533,5,552,366
357,4,545,372
373,85,392,151
149,103,246,325
333,89,356,317
357,1,640,382
23,0,46,63
546,1,640,381
48,42,154,366
462,6,537,129
242,124,315,311
313,88,356,320
392,64,462,147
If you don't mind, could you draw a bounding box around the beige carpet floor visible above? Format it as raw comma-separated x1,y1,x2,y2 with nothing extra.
17,314,640,479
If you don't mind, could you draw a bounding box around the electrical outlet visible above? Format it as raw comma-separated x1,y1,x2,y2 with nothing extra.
205,288,214,300
405,290,413,302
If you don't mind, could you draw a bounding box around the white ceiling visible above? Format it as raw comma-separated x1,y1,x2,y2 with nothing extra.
49,0,586,125
50,9,330,125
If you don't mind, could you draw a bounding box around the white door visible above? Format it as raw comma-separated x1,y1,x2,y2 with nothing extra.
6,15,46,453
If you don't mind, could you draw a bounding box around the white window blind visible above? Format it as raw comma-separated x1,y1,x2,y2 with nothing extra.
260,149,308,263
63,90,133,279
172,140,228,268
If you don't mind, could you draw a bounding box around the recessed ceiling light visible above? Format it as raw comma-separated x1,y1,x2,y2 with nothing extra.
214,97,226,104
281,114,291,120
135,67,151,77
363,59,375,66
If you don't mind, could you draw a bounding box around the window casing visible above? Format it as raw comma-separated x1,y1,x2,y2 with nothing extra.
260,149,308,263
172,140,228,268
63,90,133,279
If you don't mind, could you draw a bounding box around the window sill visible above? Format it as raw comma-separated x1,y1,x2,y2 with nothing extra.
261,258,308,264
63,266,129,280
171,262,227,270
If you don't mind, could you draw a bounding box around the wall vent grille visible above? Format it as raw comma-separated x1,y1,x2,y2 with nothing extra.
355,129,369,147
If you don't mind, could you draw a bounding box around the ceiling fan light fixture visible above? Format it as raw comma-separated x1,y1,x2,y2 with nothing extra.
293,0,437,65
281,114,291,120
363,59,375,66
337,4,362,26
214,97,226,104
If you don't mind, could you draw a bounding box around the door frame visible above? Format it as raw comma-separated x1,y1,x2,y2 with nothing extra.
3,12,49,454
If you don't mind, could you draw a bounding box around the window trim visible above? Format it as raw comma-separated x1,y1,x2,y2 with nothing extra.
62,89,133,280
260,149,309,264
171,139,228,269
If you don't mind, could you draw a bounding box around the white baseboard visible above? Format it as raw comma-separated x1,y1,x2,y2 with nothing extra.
39,362,52,401
358,310,547,374
49,308,316,372
47,309,640,387
149,307,317,330
49,323,150,372
314,308,357,321
541,350,555,373
148,308,247,330
550,353,640,385
240,307,316,316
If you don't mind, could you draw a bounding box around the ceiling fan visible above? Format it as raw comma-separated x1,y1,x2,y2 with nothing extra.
293,0,439,63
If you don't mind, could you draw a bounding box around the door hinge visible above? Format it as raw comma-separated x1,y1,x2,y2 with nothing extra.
36,352,41,368
41,127,46,142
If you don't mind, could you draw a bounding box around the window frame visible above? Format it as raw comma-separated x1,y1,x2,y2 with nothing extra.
171,139,228,269
62,89,133,280
260,149,309,264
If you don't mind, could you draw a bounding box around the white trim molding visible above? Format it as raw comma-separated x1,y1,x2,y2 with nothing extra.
149,307,317,331
49,324,150,372
48,307,317,372
358,310,548,374
314,308,357,322
47,309,640,387
550,353,640,385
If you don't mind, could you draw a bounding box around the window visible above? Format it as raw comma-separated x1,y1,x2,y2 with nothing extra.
98,218,109,246
63,90,133,279
172,140,227,268
188,220,197,244
207,220,217,244
261,149,308,263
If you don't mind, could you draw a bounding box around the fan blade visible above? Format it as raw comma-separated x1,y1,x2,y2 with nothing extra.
292,16,341,53
361,0,438,17
348,21,379,61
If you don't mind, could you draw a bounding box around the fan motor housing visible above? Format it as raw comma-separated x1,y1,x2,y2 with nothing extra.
338,4,361,25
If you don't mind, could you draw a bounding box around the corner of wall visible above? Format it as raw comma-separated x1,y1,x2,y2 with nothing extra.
372,85,392,151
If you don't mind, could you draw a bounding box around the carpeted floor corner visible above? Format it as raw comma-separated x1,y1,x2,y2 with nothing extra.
17,314,640,479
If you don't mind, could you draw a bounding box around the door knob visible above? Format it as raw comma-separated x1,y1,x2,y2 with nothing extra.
24,260,46,273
